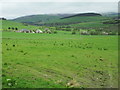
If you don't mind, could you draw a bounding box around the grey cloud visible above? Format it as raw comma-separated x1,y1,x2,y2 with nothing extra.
0,2,118,19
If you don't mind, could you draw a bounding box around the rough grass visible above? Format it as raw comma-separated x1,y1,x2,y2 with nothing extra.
46,16,110,24
12,15,61,23
1,20,40,30
2,31,118,88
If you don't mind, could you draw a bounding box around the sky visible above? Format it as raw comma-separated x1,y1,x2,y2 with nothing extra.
0,0,119,19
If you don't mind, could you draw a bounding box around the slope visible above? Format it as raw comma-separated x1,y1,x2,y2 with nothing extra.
12,15,61,24
44,15,110,26
1,20,40,30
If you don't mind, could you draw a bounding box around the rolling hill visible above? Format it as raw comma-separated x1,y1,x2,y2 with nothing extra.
60,13,102,19
11,13,109,26
11,14,75,25
11,14,61,24
44,16,109,26
7,13,118,34
41,13,112,27
1,20,40,30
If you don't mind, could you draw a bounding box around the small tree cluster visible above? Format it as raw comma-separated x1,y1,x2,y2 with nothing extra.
8,27,18,30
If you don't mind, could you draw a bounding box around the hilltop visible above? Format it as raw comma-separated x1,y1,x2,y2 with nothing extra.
43,13,108,26
11,13,103,26
11,14,61,24
61,13,102,19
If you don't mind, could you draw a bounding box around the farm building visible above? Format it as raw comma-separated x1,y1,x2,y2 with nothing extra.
101,32,109,35
80,31,89,35
16,29,31,33
44,28,51,34
35,29,43,33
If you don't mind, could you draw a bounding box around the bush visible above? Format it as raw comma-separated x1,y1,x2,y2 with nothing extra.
108,32,116,35
12,27,14,30
72,31,76,34
89,31,99,35
8,27,11,29
66,28,71,31
53,31,57,34
15,28,18,30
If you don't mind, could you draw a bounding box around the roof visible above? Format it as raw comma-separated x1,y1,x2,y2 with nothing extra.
20,29,30,31
36,29,42,31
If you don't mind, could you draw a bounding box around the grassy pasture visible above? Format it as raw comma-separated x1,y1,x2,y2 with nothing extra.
70,21,111,28
46,16,110,25
2,31,118,88
1,20,40,30
12,15,61,23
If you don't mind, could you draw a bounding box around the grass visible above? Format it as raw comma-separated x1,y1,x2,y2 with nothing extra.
12,15,60,23
2,31,118,88
70,21,111,28
1,20,40,30
46,16,110,24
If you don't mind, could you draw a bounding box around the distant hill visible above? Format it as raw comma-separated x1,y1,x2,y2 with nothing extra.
55,14,75,18
102,12,120,17
61,13,102,19
11,13,109,26
11,13,102,24
43,13,108,26
11,15,61,24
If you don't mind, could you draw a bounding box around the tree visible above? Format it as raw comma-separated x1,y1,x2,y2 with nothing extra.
71,30,76,34
15,27,18,30
0,18,7,20
8,27,11,29
12,27,14,30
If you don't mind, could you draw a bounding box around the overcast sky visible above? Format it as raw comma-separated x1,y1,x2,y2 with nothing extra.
0,0,119,19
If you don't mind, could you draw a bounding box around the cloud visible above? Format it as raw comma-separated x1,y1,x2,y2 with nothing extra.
0,2,118,19
0,0,119,2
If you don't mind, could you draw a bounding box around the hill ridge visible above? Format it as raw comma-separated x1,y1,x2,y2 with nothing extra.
61,13,102,19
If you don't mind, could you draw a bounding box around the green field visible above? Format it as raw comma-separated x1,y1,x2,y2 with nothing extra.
12,15,61,23
2,13,119,88
2,31,118,88
1,20,40,30
47,16,109,23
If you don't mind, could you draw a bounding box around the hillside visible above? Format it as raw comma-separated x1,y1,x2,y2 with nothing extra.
61,13,102,19
102,12,120,17
32,13,110,26
6,13,118,34
11,13,108,26
12,15,61,24
43,15,110,26
1,20,40,30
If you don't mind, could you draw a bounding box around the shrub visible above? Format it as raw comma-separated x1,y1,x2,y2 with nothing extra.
72,31,76,34
89,31,99,35
15,28,18,30
53,31,57,34
12,27,14,30
108,32,116,35
8,27,11,29
66,28,71,31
